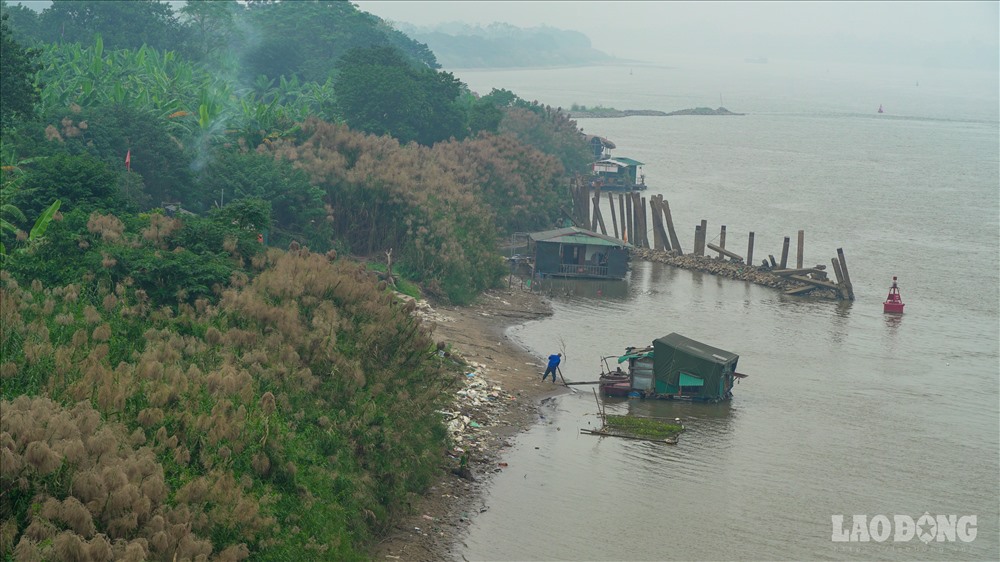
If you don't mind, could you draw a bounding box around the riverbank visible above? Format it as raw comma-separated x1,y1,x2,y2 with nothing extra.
371,288,558,561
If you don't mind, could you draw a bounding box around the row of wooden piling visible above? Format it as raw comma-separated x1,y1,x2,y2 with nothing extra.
567,177,855,300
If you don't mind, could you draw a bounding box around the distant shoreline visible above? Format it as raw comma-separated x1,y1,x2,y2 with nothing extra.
446,60,672,73
567,106,745,118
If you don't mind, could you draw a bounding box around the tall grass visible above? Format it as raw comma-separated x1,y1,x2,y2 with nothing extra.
1,245,459,559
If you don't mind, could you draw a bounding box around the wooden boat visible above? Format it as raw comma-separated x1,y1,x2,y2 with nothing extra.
598,370,631,397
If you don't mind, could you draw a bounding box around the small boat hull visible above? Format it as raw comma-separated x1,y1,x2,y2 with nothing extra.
601,380,632,397
598,373,631,397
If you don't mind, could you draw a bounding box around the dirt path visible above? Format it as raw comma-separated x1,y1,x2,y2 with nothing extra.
371,288,562,561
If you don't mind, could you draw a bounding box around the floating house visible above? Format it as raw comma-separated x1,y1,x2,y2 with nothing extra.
652,333,741,401
584,134,646,191
591,157,646,192
602,333,745,401
528,227,630,280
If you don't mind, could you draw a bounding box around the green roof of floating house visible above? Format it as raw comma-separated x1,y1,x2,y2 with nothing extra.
596,157,645,168
611,157,644,166
652,333,739,399
529,227,630,247
617,349,653,363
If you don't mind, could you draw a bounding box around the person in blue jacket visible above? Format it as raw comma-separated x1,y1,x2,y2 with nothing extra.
541,353,562,382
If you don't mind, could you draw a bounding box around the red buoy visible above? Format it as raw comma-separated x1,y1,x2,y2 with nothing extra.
883,276,905,314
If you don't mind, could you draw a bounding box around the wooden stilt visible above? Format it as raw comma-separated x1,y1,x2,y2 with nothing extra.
796,230,804,269
695,225,702,256
831,258,850,300
836,248,855,300
653,196,671,252
780,236,790,269
747,231,755,267
718,225,727,259
608,192,619,239
663,199,682,254
640,196,649,248
699,220,708,256
592,194,607,235
625,194,633,245
648,196,662,250
618,194,626,244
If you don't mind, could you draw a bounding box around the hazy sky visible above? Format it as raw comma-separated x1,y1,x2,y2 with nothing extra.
355,1,999,68
11,1,999,68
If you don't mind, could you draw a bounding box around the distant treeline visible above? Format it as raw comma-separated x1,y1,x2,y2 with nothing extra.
0,0,593,559
397,21,616,68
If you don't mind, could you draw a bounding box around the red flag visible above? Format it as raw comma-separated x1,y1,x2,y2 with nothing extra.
125,149,131,171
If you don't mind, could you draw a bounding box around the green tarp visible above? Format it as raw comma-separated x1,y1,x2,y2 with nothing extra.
652,333,739,399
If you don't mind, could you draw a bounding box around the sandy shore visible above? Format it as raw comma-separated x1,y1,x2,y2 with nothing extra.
372,288,560,561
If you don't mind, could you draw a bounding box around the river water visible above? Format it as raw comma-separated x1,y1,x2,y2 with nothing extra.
449,57,999,561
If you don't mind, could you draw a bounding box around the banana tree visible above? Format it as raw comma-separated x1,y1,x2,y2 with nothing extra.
1,199,61,259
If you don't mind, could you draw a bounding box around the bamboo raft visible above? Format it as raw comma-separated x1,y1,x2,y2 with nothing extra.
580,388,682,445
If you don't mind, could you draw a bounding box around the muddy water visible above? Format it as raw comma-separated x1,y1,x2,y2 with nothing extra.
453,61,998,561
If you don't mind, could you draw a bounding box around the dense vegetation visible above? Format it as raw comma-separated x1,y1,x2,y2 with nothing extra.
1,0,593,559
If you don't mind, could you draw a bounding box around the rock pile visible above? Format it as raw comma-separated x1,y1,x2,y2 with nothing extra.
631,247,840,299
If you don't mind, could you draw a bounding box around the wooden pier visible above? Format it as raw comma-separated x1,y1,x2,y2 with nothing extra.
567,175,856,300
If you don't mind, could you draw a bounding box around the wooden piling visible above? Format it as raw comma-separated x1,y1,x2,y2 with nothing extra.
592,194,607,235
779,236,790,269
652,196,671,252
608,192,619,239
796,230,804,269
699,220,708,256
648,196,662,250
718,225,727,259
633,193,643,248
695,225,702,256
747,231,755,267
625,194,633,244
635,195,644,248
571,178,582,226
831,257,850,300
618,194,626,244
662,199,682,254
639,197,649,248
836,248,855,300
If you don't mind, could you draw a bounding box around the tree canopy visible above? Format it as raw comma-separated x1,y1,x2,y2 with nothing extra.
335,45,466,146
0,12,41,132
38,0,186,53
